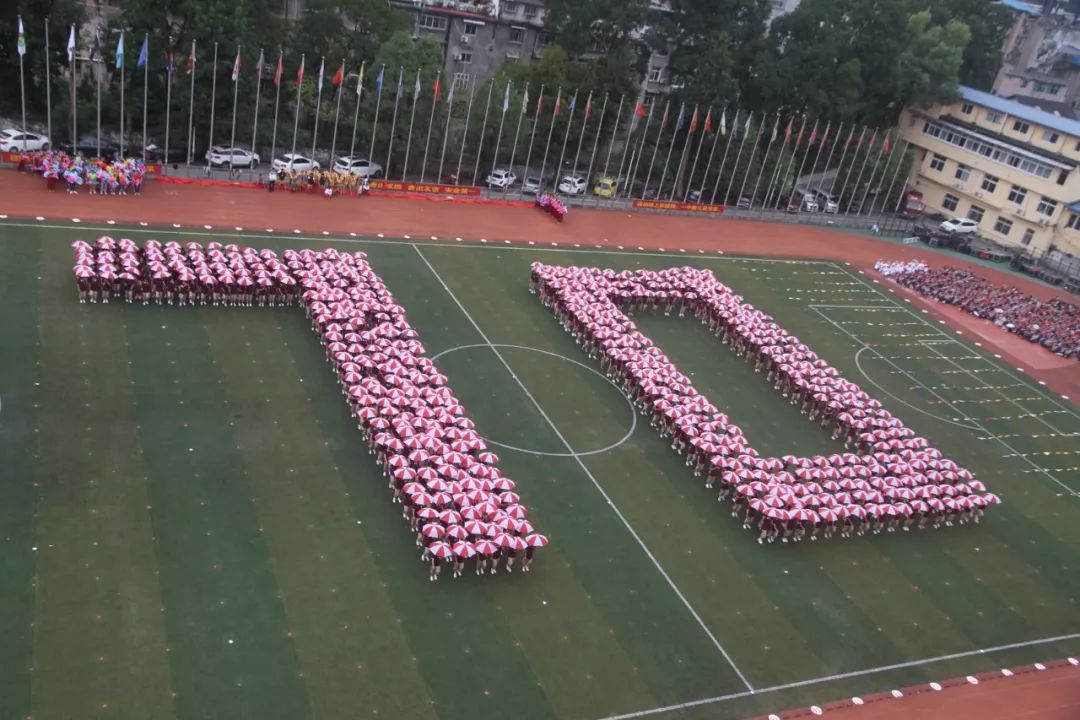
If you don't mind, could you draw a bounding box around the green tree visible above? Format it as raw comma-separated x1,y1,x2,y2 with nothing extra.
928,0,1012,90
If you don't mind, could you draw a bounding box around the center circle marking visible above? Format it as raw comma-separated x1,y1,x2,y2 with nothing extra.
429,343,637,458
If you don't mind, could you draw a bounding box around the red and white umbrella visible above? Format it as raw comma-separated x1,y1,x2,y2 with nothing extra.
421,523,445,539
496,534,528,551
438,509,463,525
445,525,469,540
427,541,454,559
473,539,500,556
525,533,549,548
463,520,488,535
409,491,434,507
477,451,499,464
451,540,476,558
491,477,516,491
416,507,440,520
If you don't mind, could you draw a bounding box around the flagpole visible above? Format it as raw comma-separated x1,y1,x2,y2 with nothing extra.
311,57,325,164
138,35,146,158
768,116,797,210
68,24,76,150
572,91,593,177
420,72,439,182
763,124,790,209
538,88,562,191
489,81,508,178
641,100,668,199
402,68,419,182
736,113,768,206
291,54,304,160
709,109,738,205
329,58,345,166
368,64,384,161
697,109,723,203
17,16,27,152
348,63,365,163
437,76,455,182
670,108,696,200
790,119,819,209
723,112,753,206
584,93,608,186
834,128,868,211
270,50,282,165
228,46,240,168
455,79,475,184
612,99,640,197
95,33,101,158
471,79,493,185
858,134,889,214
826,125,857,200
804,120,830,201
119,34,125,156
656,104,682,200
520,84,543,190
385,66,403,178
846,130,878,213
554,90,576,185
251,49,264,159
747,115,779,209
207,42,219,165
683,107,710,202
601,94,623,179
626,101,655,199
507,82,528,179
772,114,806,210
812,121,843,202
186,39,196,164
164,46,172,165
888,140,911,213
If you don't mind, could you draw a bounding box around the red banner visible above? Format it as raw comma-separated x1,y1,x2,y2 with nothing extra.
632,200,724,214
369,180,481,196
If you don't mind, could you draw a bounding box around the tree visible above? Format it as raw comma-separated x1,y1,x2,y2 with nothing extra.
928,0,1012,90
896,11,971,111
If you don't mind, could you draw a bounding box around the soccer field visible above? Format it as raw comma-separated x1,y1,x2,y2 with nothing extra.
1,220,1078,720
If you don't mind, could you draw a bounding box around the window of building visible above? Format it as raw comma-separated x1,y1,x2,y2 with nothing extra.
993,216,1013,236
1012,119,1031,134
961,103,974,114
457,50,472,64
1059,169,1069,185
509,27,524,44
1008,185,1027,204
1021,228,1035,246
503,1,519,11
524,3,538,17
985,111,1003,124
648,67,663,83
954,163,971,181
1068,213,1080,230
1034,81,1063,94
929,153,946,171
452,72,470,89
463,22,479,35
981,174,998,193
921,119,1054,180
419,14,448,31
942,193,959,212
1041,129,1060,144
968,205,984,223
1036,197,1057,216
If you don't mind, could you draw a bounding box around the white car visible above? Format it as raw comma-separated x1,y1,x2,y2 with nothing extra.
522,176,542,195
486,168,517,190
205,146,260,168
822,197,839,213
333,156,383,178
272,153,320,172
557,175,587,194
801,196,819,212
939,217,980,234
0,129,49,152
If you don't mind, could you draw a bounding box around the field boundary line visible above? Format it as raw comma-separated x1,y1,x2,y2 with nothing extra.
411,244,755,692
833,263,1080,424
595,631,1080,720
811,307,1076,495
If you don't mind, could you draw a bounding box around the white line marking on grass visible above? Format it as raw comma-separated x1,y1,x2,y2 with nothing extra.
429,343,638,458
412,244,754,692
595,631,1080,720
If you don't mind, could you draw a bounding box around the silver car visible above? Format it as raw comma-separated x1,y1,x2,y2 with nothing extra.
333,156,383,178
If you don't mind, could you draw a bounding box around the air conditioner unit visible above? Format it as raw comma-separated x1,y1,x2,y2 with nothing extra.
461,34,472,44
1039,218,1051,226
974,191,984,198
1016,209,1026,217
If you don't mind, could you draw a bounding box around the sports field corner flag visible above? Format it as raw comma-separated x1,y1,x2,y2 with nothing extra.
332,62,344,87
17,16,26,56
67,24,75,64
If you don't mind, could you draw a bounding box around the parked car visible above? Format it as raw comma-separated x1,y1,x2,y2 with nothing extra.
0,128,50,152
333,156,383,178
736,196,752,209
687,190,702,204
593,176,617,198
557,175,587,195
939,217,980,235
140,142,189,163
485,168,517,190
801,195,819,212
522,176,542,195
272,153,320,172
822,196,839,213
205,145,260,168
60,135,121,160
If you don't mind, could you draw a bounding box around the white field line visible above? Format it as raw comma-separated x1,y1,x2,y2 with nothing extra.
812,307,1076,496
835,263,1080,424
412,243,755,692
595,631,1080,720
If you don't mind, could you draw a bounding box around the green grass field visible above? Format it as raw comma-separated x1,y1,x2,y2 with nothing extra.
1,220,1078,720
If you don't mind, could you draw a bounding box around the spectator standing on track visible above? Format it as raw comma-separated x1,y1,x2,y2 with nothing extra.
268,168,277,193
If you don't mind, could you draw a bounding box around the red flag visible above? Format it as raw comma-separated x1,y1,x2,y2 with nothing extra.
855,128,867,152
703,109,713,134
433,74,441,102
820,125,830,147
843,127,857,151
296,56,305,87
584,94,592,120
185,43,195,75
784,118,793,144
553,90,561,116
273,54,283,87
331,63,344,87
634,100,646,118
881,134,892,155
535,90,544,115
794,121,805,147
807,120,818,146
660,102,670,128
689,106,699,134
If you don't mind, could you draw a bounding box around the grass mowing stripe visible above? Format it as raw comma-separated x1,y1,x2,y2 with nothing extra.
31,244,175,719
0,232,42,720
202,310,440,720
124,304,311,720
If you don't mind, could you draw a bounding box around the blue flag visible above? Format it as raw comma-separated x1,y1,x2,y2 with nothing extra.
376,67,384,93
115,32,124,69
567,93,576,115
136,35,148,68
675,103,686,131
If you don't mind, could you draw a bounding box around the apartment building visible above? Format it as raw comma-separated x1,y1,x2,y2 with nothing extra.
994,0,1080,118
899,85,1080,259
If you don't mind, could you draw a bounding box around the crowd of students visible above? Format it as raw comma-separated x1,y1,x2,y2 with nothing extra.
22,151,146,195
268,168,369,197
73,237,546,580
878,261,1080,359
531,263,999,543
